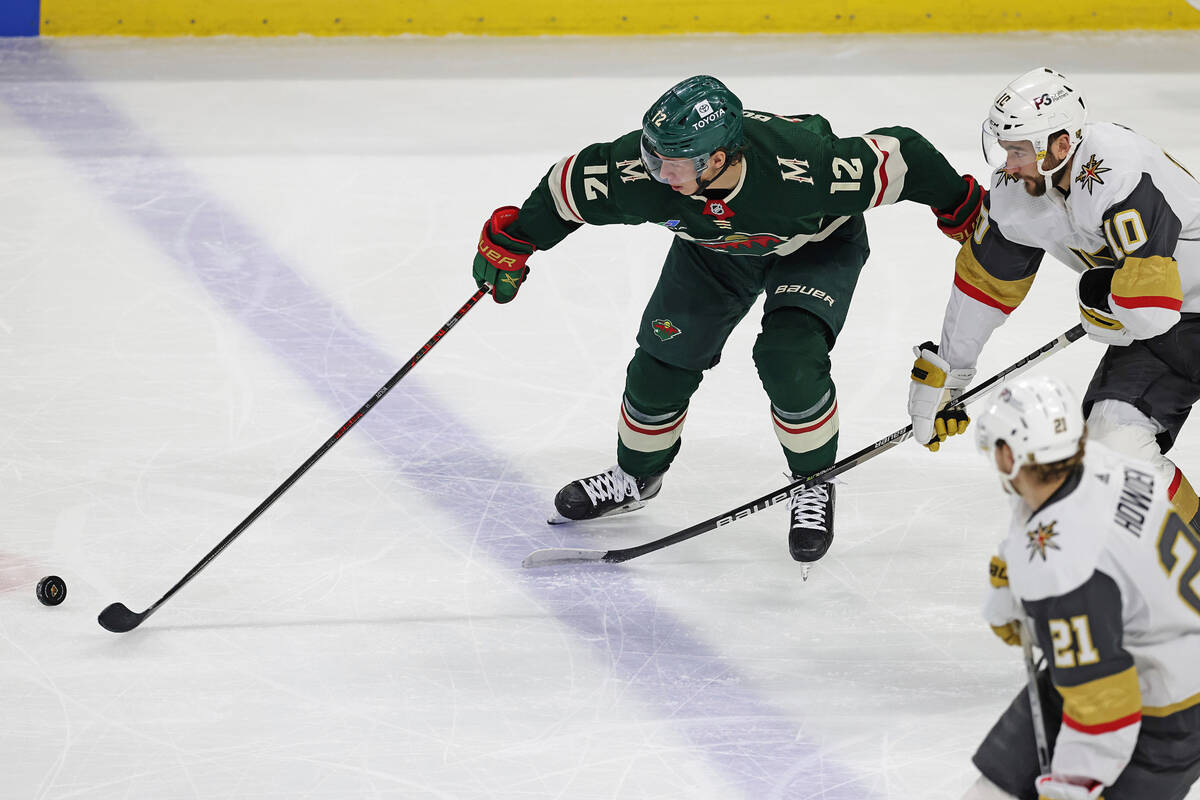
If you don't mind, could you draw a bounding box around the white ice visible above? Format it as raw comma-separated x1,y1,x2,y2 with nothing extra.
2,31,1198,800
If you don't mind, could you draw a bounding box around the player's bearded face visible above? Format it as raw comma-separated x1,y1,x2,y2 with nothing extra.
1001,141,1047,197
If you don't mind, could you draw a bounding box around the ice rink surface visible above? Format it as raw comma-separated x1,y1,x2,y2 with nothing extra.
2,30,1199,799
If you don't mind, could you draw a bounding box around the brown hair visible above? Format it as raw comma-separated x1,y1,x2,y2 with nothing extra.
717,145,746,167
1009,425,1088,484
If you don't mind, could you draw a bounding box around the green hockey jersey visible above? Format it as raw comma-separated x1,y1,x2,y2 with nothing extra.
509,110,968,258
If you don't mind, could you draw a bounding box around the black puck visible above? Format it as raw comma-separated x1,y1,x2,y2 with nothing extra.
36,575,67,606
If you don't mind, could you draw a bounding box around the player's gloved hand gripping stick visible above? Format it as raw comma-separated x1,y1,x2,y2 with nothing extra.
98,287,489,633
523,324,1085,568
473,206,535,303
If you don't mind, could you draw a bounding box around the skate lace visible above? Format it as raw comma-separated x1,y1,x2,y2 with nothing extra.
581,467,640,506
789,483,830,527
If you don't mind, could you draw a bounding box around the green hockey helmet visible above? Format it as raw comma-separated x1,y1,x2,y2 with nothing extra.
640,75,745,185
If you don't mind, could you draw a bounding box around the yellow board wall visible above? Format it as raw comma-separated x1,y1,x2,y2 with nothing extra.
39,0,1200,36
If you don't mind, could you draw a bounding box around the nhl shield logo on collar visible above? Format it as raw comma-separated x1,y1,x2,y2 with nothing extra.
703,200,735,221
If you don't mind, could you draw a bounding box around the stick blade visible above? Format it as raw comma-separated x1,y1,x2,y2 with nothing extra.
97,602,146,633
521,548,611,568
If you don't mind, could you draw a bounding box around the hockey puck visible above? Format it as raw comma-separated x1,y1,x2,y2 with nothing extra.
36,575,67,606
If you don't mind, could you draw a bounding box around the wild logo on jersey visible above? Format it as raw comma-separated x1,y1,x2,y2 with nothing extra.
691,233,786,253
1074,154,1112,195
651,319,682,341
1026,520,1062,561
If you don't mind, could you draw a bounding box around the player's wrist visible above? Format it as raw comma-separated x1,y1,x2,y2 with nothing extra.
1035,773,1104,800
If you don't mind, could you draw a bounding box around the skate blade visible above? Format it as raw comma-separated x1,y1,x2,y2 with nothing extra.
545,500,646,525
800,563,812,582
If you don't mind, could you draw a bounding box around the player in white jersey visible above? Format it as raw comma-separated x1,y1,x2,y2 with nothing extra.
961,376,1200,800
907,67,1200,529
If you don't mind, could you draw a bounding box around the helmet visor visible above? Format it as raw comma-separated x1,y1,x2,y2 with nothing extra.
640,134,711,185
981,121,1041,171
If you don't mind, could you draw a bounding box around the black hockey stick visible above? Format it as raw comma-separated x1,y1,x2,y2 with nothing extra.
98,287,490,633
1021,621,1052,774
522,324,1085,568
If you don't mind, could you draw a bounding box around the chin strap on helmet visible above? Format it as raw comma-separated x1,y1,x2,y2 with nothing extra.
695,150,734,193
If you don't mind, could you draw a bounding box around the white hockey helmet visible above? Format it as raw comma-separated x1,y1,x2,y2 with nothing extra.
974,375,1084,480
982,67,1087,177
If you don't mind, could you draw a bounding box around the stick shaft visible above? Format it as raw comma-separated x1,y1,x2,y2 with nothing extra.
1022,622,1053,774
600,325,1084,564
101,287,488,630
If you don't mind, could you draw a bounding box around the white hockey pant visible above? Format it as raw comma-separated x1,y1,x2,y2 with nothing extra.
1087,399,1176,484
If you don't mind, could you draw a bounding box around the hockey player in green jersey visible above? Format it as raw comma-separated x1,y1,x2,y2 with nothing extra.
473,75,982,568
963,376,1200,800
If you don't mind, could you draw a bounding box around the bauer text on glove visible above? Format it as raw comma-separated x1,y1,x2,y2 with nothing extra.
474,206,535,304
908,342,975,451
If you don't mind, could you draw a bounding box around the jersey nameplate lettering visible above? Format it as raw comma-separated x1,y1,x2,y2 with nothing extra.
1115,467,1155,536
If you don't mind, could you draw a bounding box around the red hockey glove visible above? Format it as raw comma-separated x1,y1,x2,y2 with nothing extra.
932,174,985,243
473,206,535,304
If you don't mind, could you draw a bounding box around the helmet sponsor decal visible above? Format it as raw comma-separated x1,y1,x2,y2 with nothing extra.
1031,87,1072,109
651,318,683,341
691,102,726,131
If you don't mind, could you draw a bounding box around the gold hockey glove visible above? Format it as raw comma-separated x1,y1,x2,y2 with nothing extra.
983,555,1021,647
908,342,975,451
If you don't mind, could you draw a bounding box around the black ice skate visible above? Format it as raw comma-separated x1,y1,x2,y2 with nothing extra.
548,465,663,524
788,480,835,580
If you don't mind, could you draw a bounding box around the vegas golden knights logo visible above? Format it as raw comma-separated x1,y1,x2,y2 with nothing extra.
1075,154,1112,195
1026,520,1061,561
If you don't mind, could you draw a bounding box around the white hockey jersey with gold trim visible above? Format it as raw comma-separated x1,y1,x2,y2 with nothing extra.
998,441,1200,784
939,121,1200,369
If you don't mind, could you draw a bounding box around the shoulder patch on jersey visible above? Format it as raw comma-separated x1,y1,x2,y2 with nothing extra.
615,159,649,183
1074,153,1112,195
777,156,814,185
1026,520,1062,561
